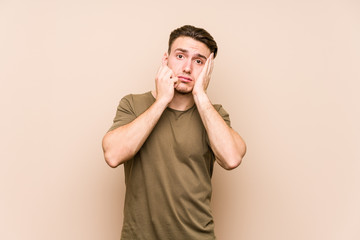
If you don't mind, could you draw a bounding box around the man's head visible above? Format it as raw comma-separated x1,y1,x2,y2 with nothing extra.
165,25,217,94
168,25,218,58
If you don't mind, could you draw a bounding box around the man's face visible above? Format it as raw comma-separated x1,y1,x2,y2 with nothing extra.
166,36,211,94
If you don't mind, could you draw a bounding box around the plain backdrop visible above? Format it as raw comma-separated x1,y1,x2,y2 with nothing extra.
1,0,359,239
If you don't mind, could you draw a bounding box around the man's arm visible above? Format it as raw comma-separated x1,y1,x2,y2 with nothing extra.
193,53,247,170
102,57,177,168
102,99,167,167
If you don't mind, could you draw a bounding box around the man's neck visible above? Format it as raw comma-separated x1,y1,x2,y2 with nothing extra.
168,91,194,111
151,90,195,111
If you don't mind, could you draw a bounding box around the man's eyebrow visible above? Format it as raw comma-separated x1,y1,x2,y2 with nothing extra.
195,53,207,60
174,48,207,60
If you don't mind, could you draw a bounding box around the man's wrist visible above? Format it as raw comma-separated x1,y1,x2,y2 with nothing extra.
192,88,207,97
154,97,171,110
193,91,210,106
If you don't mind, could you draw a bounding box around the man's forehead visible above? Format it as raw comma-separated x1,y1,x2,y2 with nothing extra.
170,37,211,56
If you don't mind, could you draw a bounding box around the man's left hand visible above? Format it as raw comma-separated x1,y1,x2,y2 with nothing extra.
192,53,214,96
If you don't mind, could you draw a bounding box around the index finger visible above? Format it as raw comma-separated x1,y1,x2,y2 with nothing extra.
207,53,214,75
201,52,213,75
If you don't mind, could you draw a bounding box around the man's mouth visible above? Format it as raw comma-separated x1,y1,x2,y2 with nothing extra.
178,76,192,82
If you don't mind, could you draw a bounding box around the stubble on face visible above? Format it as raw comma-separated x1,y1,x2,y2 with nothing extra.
174,87,192,95
167,37,211,95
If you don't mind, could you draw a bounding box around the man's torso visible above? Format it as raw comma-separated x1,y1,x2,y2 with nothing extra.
109,92,230,240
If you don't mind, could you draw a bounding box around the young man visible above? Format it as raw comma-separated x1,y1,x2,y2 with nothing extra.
102,25,246,240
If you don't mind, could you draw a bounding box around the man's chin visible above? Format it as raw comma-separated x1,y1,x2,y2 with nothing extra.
175,88,192,95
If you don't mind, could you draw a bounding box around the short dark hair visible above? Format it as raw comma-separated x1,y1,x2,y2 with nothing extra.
168,25,218,58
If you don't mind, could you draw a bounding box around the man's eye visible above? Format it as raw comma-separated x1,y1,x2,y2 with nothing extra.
177,54,184,59
195,59,203,64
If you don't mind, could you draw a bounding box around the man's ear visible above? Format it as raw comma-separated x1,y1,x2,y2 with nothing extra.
162,52,169,66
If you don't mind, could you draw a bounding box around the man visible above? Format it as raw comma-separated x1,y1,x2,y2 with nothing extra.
102,25,246,240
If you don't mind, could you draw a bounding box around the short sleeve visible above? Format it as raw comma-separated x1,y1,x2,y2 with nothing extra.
213,104,231,127
108,95,136,132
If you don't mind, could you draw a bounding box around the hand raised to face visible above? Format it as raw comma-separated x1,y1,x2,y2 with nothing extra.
154,53,179,104
192,52,214,96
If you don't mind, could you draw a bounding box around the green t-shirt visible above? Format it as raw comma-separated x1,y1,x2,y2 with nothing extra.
109,91,231,240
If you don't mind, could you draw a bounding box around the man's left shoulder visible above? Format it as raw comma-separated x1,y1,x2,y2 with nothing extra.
212,103,224,111
212,103,231,126
212,103,229,114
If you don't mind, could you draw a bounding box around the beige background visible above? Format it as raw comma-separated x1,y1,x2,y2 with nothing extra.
1,0,359,239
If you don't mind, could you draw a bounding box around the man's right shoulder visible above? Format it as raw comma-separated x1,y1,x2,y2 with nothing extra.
119,91,155,116
122,91,153,102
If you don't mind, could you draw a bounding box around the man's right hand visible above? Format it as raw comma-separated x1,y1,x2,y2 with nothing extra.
155,53,178,105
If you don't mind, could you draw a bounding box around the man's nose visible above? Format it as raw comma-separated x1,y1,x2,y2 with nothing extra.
183,59,192,73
